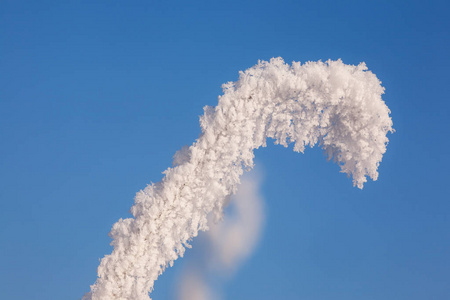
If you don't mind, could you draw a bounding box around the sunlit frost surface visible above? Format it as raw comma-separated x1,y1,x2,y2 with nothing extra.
84,58,393,300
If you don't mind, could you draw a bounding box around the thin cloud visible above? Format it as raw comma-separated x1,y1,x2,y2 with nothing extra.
177,167,265,300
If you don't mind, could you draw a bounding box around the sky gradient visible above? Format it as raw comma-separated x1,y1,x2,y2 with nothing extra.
1,1,449,299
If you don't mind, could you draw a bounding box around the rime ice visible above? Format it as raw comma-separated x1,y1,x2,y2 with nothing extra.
84,58,393,300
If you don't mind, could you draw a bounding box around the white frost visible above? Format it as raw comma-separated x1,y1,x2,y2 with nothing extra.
83,58,393,300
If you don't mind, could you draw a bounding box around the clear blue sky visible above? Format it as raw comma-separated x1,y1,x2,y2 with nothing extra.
1,1,449,299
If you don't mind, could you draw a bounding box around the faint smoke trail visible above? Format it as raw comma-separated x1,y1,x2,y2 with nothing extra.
177,168,265,300
83,57,393,300
177,270,214,300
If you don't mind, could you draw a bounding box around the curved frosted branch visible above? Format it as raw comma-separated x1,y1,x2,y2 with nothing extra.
84,58,393,300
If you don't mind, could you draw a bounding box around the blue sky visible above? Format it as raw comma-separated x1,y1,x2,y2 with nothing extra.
1,1,449,299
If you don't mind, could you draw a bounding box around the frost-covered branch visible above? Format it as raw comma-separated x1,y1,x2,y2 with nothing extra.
83,58,393,300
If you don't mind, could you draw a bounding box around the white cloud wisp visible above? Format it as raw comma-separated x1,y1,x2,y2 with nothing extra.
83,58,393,300
177,168,265,300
